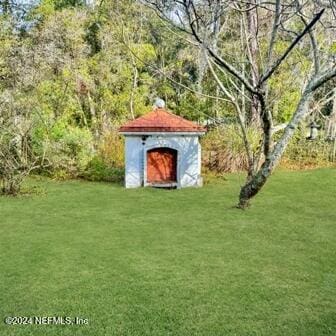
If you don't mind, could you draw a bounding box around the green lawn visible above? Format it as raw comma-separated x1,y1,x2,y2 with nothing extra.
0,168,335,336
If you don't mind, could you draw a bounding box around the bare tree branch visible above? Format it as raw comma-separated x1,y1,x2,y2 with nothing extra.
259,8,325,86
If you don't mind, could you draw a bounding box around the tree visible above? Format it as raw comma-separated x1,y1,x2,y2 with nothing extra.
0,10,50,194
146,0,336,208
0,107,49,195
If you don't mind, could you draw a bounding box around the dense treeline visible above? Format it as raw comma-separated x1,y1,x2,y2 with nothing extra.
0,0,335,197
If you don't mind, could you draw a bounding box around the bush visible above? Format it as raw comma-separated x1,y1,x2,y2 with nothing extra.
97,131,124,169
33,124,95,179
281,126,335,169
32,125,125,182
201,124,260,173
82,156,124,183
80,130,124,183
201,123,335,175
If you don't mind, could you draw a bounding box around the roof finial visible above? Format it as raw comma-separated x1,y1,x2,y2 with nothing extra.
154,97,165,109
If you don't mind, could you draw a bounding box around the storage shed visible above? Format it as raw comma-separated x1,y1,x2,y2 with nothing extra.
119,104,206,188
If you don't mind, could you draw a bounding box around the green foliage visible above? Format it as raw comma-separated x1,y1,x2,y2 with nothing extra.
1,0,335,185
202,125,261,173
81,130,124,182
54,0,85,10
268,54,303,123
282,126,335,169
202,124,335,174
33,124,94,178
274,89,301,122
130,43,156,68
30,0,56,19
96,131,124,167
330,42,336,53
85,20,101,55
1,0,216,185
82,156,124,183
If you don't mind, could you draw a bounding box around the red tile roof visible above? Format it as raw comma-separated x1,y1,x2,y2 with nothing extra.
119,108,206,133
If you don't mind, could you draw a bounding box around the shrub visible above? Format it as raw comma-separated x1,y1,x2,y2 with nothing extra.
80,130,124,183
33,124,95,179
82,156,124,183
97,130,124,168
281,126,335,169
201,123,335,175
201,124,260,173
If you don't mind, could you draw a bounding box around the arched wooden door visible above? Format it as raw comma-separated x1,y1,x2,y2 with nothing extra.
147,147,177,183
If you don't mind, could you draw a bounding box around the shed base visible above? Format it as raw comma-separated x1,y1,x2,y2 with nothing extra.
147,181,178,189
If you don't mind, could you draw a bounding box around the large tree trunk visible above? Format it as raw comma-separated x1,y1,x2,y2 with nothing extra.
238,93,311,208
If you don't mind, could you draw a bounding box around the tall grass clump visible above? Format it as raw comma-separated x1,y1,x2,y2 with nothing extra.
202,124,335,176
82,130,124,183
201,124,260,173
281,126,336,169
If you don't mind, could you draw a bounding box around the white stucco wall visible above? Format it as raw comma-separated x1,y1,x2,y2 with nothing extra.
123,133,203,188
124,136,143,188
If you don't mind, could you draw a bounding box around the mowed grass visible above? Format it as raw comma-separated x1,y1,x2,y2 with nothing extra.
0,168,335,336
